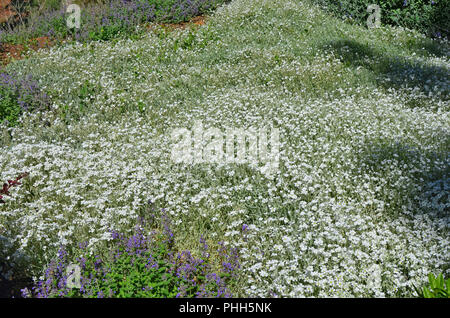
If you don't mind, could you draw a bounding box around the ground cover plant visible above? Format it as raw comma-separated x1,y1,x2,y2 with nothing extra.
415,272,450,298
22,212,239,298
0,0,229,45
0,71,49,126
0,0,449,297
313,0,449,39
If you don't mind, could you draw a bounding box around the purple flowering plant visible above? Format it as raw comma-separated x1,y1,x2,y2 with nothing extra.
0,71,50,126
0,0,230,45
23,210,240,298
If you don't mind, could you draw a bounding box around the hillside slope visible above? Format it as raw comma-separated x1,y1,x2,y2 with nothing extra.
1,0,449,297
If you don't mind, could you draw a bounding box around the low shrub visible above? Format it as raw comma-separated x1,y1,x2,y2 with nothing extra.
0,72,50,126
22,213,240,298
1,0,229,44
313,0,449,38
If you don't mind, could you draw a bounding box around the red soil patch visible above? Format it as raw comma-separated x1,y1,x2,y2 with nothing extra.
0,0,28,24
0,36,53,66
0,0,14,24
0,43,24,65
0,8,15,24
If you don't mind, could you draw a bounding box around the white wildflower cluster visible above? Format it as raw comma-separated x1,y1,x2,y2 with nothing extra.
0,0,448,297
170,120,280,177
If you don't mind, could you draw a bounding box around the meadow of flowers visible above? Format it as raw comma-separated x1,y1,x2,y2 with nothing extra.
0,0,449,297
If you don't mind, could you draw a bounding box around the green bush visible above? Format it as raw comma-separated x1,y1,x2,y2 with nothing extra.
416,273,450,298
64,238,186,298
0,86,22,126
24,214,239,298
313,0,449,38
0,72,50,127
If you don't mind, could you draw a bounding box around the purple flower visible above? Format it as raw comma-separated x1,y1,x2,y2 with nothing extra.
26,211,238,298
0,71,50,125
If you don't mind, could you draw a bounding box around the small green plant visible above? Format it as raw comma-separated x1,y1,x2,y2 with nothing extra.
0,72,50,127
24,213,239,298
416,273,450,298
0,86,22,126
65,238,184,298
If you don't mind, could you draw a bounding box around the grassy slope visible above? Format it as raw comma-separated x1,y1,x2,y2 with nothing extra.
0,0,449,297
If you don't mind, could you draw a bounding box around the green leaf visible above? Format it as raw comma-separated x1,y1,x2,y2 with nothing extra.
422,287,432,298
428,273,436,289
436,273,444,289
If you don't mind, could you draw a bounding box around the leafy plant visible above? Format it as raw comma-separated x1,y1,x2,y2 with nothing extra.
0,72,50,126
23,213,239,298
0,86,21,126
416,273,450,298
1,0,230,45
312,0,449,38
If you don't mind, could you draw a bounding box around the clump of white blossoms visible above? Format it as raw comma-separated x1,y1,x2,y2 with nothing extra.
1,0,449,297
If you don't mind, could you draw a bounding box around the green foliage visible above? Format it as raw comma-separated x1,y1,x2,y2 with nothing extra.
87,24,126,42
2,0,448,298
0,86,22,126
1,0,230,45
26,213,239,298
416,273,450,298
66,240,182,297
29,0,105,11
313,0,449,38
77,80,97,113
0,72,50,127
30,0,63,11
